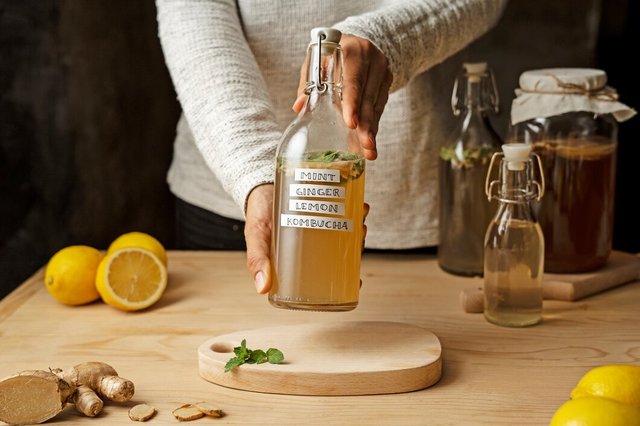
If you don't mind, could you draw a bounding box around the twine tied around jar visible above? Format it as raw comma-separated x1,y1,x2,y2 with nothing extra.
516,73,620,102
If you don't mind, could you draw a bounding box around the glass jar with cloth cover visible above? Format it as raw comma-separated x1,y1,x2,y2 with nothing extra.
508,68,636,273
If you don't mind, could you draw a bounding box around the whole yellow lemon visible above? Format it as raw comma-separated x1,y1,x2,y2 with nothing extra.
107,231,167,267
571,364,640,407
44,245,104,305
550,397,640,426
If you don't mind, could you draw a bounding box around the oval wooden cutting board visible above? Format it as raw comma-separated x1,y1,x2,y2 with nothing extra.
198,321,442,396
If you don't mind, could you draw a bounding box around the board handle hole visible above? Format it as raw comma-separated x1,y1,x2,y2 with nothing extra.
211,342,234,353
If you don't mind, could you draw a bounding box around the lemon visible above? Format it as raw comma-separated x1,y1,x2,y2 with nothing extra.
550,396,640,426
44,245,103,305
96,248,167,311
571,364,640,407
107,231,167,267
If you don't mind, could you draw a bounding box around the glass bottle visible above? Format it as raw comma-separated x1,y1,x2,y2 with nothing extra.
438,62,502,277
483,144,545,327
269,28,365,311
507,68,635,273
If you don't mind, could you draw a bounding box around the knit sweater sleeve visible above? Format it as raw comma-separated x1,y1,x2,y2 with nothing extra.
333,0,508,92
155,0,279,215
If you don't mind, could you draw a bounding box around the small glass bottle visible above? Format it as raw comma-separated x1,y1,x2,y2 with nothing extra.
269,28,365,311
438,62,502,277
483,144,545,327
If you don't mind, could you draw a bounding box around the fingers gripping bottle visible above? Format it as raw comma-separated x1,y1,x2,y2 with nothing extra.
483,144,545,327
269,28,366,311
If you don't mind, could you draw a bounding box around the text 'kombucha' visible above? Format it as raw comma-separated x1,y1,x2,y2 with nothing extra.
270,152,365,311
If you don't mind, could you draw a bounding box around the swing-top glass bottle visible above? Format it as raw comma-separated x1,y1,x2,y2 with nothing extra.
484,144,545,327
438,62,502,277
269,28,365,311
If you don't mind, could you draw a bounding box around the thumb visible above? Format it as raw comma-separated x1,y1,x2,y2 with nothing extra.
245,184,274,294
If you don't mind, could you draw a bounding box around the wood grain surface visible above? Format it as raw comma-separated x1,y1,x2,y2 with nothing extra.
460,251,640,313
1,251,639,425
198,321,442,395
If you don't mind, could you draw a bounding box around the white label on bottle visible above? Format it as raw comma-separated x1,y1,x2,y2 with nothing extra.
288,200,345,216
281,214,353,232
294,168,340,183
289,184,345,199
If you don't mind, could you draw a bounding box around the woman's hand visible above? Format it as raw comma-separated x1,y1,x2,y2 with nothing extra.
245,184,274,294
293,34,393,161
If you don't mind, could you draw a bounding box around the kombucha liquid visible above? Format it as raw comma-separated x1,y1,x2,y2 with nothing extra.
533,138,616,272
484,219,544,327
270,153,365,311
438,156,495,276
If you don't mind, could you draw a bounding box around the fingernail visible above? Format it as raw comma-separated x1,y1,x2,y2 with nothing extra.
254,271,267,293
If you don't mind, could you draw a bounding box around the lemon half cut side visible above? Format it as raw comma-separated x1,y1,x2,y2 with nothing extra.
107,231,168,267
96,248,167,311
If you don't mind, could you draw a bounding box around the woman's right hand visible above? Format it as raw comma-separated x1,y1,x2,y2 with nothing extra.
292,34,392,162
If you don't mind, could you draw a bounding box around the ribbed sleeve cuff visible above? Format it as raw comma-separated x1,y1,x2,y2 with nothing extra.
230,160,275,219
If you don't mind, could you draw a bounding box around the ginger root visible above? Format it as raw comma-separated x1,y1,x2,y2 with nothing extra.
0,362,134,425
70,384,104,417
172,404,205,421
194,401,223,417
55,361,135,402
129,403,156,422
0,370,74,425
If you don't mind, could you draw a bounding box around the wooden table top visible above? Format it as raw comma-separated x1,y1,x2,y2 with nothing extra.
1,251,639,425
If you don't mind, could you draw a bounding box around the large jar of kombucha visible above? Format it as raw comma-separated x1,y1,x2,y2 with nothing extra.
270,28,365,311
508,68,636,273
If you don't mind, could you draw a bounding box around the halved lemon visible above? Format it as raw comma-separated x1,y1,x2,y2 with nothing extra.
107,231,168,267
96,248,167,311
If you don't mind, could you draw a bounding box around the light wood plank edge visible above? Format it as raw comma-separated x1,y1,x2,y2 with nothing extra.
0,267,45,324
197,338,442,396
545,254,640,301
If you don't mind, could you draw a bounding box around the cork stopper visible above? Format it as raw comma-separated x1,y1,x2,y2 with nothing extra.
463,62,488,83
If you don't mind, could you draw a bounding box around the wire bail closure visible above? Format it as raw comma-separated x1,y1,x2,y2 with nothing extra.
304,28,344,97
485,151,545,203
315,32,327,94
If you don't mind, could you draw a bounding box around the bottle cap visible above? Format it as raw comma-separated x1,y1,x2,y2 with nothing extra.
463,62,487,83
463,62,487,74
502,143,531,171
519,68,606,92
310,27,342,44
511,68,636,124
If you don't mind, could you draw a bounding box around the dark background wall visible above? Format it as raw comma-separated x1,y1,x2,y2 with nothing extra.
0,0,638,298
1,1,180,298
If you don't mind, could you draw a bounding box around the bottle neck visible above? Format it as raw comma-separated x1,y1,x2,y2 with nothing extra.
494,160,537,216
304,43,342,111
465,79,485,112
493,164,535,222
452,71,499,116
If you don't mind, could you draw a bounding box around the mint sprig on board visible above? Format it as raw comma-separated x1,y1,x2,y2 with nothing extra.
224,339,285,372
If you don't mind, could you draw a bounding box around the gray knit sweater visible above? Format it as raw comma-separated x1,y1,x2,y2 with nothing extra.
156,0,507,249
